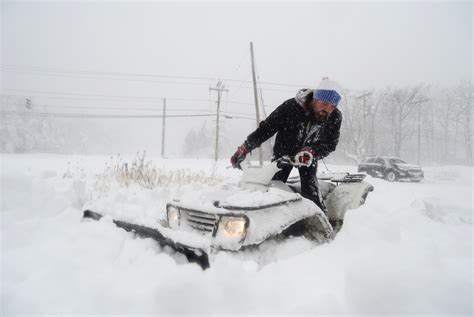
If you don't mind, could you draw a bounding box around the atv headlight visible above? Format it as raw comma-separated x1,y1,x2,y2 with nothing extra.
166,205,180,229
215,215,249,250
222,217,247,237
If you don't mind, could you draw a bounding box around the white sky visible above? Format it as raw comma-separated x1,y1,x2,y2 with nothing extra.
2,2,472,94
1,1,472,155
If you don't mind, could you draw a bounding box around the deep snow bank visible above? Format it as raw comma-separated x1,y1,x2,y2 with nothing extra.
1,154,472,315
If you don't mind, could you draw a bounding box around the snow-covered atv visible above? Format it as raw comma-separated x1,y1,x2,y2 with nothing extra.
83,157,373,269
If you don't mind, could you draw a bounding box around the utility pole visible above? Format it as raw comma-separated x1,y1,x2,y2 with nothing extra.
356,92,372,156
250,42,263,165
413,98,430,165
417,101,421,165
209,80,228,162
259,87,267,119
161,98,166,157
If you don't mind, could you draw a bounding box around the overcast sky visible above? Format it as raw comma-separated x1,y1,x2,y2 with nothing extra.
2,1,472,100
1,1,472,155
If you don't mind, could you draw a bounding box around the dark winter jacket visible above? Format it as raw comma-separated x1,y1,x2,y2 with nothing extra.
245,89,342,160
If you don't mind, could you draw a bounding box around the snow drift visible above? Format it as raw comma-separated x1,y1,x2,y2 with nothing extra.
1,154,472,315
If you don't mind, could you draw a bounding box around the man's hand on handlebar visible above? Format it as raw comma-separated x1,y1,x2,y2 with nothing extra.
276,149,316,168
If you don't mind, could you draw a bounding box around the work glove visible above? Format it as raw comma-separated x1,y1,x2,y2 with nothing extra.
295,147,316,167
230,143,250,169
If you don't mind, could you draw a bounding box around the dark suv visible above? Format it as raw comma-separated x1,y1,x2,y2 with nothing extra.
358,156,424,182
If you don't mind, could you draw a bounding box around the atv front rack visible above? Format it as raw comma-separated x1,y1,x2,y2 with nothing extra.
318,172,367,183
287,172,366,185
83,210,210,270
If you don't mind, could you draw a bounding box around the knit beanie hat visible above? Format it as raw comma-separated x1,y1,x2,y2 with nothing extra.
313,78,342,107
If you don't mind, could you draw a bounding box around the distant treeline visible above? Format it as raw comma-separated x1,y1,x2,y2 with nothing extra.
1,82,472,166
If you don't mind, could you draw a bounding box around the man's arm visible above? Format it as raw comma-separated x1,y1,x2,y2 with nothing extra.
312,110,342,159
244,100,292,150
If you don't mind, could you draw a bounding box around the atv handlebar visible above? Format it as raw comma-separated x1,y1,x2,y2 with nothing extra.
276,153,313,168
228,153,313,170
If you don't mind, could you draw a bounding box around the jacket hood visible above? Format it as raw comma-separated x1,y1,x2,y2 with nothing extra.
295,88,312,107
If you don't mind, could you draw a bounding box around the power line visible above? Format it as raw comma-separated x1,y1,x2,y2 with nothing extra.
2,71,294,91
1,101,258,117
2,104,258,119
1,65,214,82
1,109,256,120
2,88,174,101
1,64,311,88
1,103,217,113
2,89,257,106
2,69,213,88
0,111,218,119
222,115,254,121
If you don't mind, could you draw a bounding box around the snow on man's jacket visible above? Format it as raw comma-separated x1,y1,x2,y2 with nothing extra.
245,89,342,160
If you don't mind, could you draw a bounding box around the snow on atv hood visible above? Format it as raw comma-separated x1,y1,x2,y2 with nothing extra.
166,161,324,250
174,183,299,211
169,160,295,212
84,182,321,251
83,161,324,251
167,182,321,249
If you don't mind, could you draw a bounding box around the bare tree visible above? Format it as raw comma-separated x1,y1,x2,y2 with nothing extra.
339,88,388,163
365,88,389,156
421,87,436,164
384,86,424,157
432,89,454,163
339,90,366,163
452,82,473,165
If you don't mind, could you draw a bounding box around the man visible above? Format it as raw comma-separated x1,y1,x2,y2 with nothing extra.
230,78,342,214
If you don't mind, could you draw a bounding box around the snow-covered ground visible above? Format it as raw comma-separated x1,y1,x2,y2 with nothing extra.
1,153,472,315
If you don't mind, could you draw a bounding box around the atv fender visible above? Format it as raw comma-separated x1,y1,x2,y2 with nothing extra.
325,181,374,221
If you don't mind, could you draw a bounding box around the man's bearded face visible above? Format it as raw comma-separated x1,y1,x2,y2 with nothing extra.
309,100,336,122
